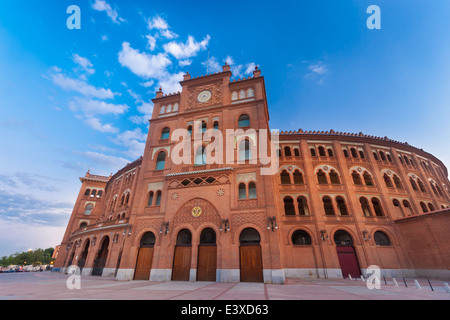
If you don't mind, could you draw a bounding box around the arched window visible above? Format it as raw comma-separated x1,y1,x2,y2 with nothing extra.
334,230,353,245
373,152,379,160
428,203,435,212
155,190,161,206
200,228,216,244
318,146,326,157
336,196,349,215
140,232,156,247
294,149,300,157
363,171,373,186
238,114,250,127
201,121,207,133
372,198,384,216
79,222,88,229
292,230,312,245
327,148,334,157
238,183,246,199
84,204,93,215
417,179,426,192
410,178,418,191
420,201,428,213
374,231,391,246
379,151,386,161
297,196,309,216
187,125,193,135
317,170,327,184
386,154,392,162
352,171,363,185
284,196,295,215
239,228,260,244
280,170,291,185
343,149,349,158
310,148,316,157
97,190,103,198
177,229,192,245
393,175,402,189
239,139,252,161
359,150,365,159
213,121,219,130
329,170,340,184
323,196,335,215
84,189,91,196
284,147,292,157
383,173,393,188
360,197,372,217
248,182,257,199
293,170,304,184
148,191,154,206
195,146,207,165
351,148,358,158
161,127,170,140
90,189,97,198
155,151,166,171
402,200,413,215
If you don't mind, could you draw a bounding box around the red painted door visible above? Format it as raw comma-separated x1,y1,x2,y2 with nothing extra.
336,245,361,278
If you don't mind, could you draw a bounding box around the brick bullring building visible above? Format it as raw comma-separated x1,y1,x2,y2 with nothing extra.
54,64,450,283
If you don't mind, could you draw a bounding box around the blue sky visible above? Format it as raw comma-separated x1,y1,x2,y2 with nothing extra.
0,0,449,257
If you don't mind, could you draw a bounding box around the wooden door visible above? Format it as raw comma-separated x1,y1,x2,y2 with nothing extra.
240,245,263,282
134,247,154,280
336,245,361,278
172,246,192,281
197,245,217,281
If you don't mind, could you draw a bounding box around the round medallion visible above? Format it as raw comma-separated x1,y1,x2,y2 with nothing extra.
197,90,212,103
191,206,202,218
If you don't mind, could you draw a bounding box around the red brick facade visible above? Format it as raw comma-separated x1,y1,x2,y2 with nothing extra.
54,64,450,282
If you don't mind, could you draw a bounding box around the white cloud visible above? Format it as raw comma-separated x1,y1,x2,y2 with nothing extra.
157,71,184,94
118,42,172,79
92,0,125,24
221,55,257,78
79,151,131,170
309,62,327,75
101,34,109,42
72,54,95,75
139,80,154,88
130,101,154,125
147,15,177,39
146,34,157,51
179,59,192,67
111,128,147,158
84,117,119,133
202,56,221,73
164,35,210,60
50,72,116,99
68,97,129,116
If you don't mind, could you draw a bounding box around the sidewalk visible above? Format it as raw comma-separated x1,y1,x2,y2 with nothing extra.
0,271,449,300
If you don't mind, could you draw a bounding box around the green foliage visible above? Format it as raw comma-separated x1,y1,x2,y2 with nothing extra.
0,248,55,267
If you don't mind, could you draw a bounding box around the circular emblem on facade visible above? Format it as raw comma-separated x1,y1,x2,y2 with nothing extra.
172,192,179,200
357,167,362,172
323,166,329,172
197,90,212,103
217,188,225,196
191,206,202,218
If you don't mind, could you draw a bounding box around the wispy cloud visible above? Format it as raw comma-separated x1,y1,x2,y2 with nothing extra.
163,35,210,60
92,0,125,24
303,60,328,84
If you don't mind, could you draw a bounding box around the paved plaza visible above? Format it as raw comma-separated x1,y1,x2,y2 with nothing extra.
0,271,449,301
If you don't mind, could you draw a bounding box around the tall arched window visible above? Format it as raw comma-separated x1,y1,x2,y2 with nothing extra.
297,196,309,216
402,200,413,215
284,196,295,215
363,171,373,186
195,146,207,165
351,148,358,158
155,190,162,205
383,174,393,188
323,196,335,215
155,151,166,171
317,170,327,184
360,197,372,217
239,139,252,161
248,182,257,199
372,198,384,216
380,151,387,161
201,121,207,133
420,201,428,213
238,183,246,199
393,175,402,188
410,178,418,191
318,146,326,157
417,179,426,192
284,147,292,157
84,189,91,196
336,196,349,215
310,148,316,157
161,127,170,139
329,170,340,184
352,171,363,185
293,170,304,184
238,114,250,127
84,204,93,215
428,203,435,211
148,191,154,206
280,170,291,185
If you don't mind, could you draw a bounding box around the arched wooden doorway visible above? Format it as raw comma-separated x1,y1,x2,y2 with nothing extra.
334,230,361,278
172,229,192,281
239,228,263,282
77,239,90,271
92,236,110,276
134,232,156,280
197,228,217,281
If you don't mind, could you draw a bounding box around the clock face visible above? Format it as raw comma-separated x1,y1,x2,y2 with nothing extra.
197,90,212,103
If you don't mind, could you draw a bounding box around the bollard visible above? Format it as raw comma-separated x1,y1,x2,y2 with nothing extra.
414,280,422,290
444,283,450,293
392,278,398,287
348,274,352,280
